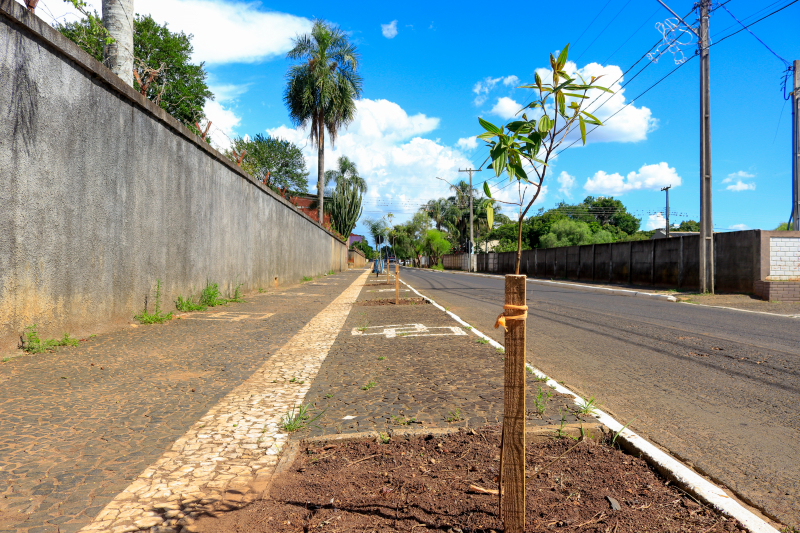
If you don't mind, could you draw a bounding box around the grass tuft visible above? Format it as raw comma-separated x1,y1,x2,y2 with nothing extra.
135,280,173,324
22,325,79,353
198,280,227,307
280,404,325,432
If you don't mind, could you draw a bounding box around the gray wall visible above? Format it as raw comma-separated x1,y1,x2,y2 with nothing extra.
0,1,347,350
446,229,800,294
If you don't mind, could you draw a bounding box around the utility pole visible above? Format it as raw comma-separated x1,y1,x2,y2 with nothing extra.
793,60,799,230
661,185,672,237
459,168,481,273
657,0,713,292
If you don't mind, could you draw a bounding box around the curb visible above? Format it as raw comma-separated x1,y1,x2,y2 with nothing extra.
403,266,677,302
399,275,779,533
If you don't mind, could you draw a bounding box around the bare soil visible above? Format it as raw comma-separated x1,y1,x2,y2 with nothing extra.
196,427,743,533
355,298,430,307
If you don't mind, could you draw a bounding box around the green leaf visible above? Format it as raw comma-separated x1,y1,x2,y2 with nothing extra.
479,117,501,134
537,115,553,133
483,181,492,198
535,71,542,90
563,92,589,99
557,92,566,116
477,131,496,141
581,110,602,125
579,115,587,145
507,121,529,133
556,44,569,70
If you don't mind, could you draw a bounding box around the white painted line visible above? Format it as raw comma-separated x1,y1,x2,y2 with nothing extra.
351,323,465,338
399,273,779,533
678,301,800,320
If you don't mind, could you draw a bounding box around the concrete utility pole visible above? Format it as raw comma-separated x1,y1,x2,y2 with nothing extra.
661,185,672,237
458,168,481,273
793,60,799,230
657,0,713,291
102,0,134,86
698,0,714,293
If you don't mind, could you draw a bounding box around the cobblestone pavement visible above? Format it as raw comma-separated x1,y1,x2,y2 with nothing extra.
0,270,365,533
299,271,592,440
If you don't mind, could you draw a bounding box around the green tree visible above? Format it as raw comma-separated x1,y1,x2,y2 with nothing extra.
352,239,375,260
59,14,213,125
329,180,363,239
678,220,701,232
285,20,363,225
227,134,309,194
479,44,612,273
424,229,452,267
325,155,367,193
539,219,614,248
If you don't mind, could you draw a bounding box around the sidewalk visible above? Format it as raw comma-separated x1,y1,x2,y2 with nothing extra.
0,270,364,533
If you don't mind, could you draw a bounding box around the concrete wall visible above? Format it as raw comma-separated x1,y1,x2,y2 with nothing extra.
444,229,800,294
348,249,366,268
0,1,347,350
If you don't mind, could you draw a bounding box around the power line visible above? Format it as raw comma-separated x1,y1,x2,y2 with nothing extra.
572,0,613,49
576,0,635,63
602,6,661,65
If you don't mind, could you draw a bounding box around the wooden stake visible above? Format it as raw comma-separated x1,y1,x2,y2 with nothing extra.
501,274,526,532
386,260,390,283
395,264,400,305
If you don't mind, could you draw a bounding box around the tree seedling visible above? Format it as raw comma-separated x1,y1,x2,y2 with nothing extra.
446,408,463,423
534,385,552,415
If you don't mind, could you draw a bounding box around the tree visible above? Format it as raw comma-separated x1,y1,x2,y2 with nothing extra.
365,218,388,254
539,219,613,248
102,0,134,85
330,180,363,239
479,44,612,274
424,229,451,267
352,239,375,260
325,155,367,193
227,134,309,194
59,14,213,125
678,220,701,232
285,20,363,225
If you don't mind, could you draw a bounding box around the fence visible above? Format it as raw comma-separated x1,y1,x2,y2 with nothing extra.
443,230,800,294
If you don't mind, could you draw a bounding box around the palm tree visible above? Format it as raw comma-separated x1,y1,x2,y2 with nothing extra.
325,155,367,193
102,0,134,85
424,199,450,231
285,20,363,224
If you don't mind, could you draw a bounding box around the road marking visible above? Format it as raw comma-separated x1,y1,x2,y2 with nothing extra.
80,270,370,533
367,289,410,292
351,323,466,338
679,301,800,319
399,271,779,533
181,311,275,321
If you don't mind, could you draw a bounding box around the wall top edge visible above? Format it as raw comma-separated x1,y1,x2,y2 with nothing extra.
0,0,345,245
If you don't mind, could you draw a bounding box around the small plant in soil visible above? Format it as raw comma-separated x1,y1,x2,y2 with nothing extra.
198,280,227,307
227,282,246,303
391,415,417,426
289,377,305,384
446,408,463,423
534,385,552,415
362,380,376,391
325,393,333,398
378,356,386,361
135,280,173,324
301,276,313,282
175,293,207,312
496,347,505,354
258,287,266,293
378,432,391,444
612,418,636,446
23,326,81,354
280,404,325,432
578,394,601,416
555,409,569,439
476,338,489,344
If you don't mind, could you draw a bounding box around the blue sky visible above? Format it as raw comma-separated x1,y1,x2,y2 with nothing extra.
33,0,800,240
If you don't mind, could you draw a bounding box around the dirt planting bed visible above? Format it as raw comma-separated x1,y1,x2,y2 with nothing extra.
196,427,742,533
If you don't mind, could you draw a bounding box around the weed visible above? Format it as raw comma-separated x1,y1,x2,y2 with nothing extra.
444,306,451,312
579,423,594,440
289,377,305,384
446,408,463,423
2,357,10,362
534,386,552,415
325,393,333,399
227,282,245,303
301,276,313,283
326,270,335,276
258,287,266,293
496,348,505,355
611,418,637,446
391,415,417,426
280,404,325,432
378,356,386,361
464,325,473,330
530,371,548,383
378,432,391,444
362,380,376,391
554,409,569,439
22,325,80,353
175,293,207,312
476,338,489,345
198,280,226,307
577,394,601,416
135,280,173,324
89,334,97,339
780,527,800,533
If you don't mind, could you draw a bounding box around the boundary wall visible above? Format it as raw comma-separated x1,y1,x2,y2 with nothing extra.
443,230,800,296
348,249,366,268
0,0,347,350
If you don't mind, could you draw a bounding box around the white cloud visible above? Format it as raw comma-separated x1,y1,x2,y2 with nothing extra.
381,20,398,38
490,97,523,119
722,170,756,191
728,224,750,230
202,81,249,151
457,137,478,150
473,75,520,105
557,171,576,198
267,98,474,223
646,212,666,230
726,180,756,192
583,162,680,195
34,0,312,64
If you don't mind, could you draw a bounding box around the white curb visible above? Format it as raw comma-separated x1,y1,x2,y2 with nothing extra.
399,273,778,533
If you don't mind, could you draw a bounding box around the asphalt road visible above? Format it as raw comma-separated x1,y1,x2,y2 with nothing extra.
400,267,800,528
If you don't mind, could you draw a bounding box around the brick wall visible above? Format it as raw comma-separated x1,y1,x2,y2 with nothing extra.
754,280,800,302
768,237,800,281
